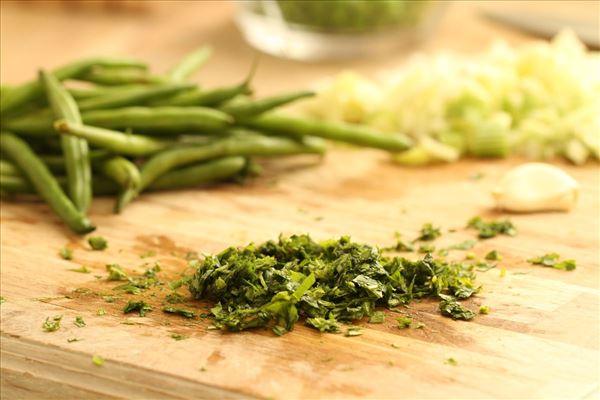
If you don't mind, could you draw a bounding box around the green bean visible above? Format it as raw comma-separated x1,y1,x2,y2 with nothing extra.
77,66,164,86
0,173,118,196
96,156,141,213
40,150,111,173
149,81,252,107
167,46,212,82
220,90,315,120
245,113,413,151
0,159,20,176
1,57,146,115
55,120,168,156
41,70,92,213
0,132,95,233
1,174,32,193
68,84,152,100
77,83,195,111
149,156,245,190
82,106,233,133
1,108,55,135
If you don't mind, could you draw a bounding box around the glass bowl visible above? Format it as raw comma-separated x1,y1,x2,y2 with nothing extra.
235,0,448,61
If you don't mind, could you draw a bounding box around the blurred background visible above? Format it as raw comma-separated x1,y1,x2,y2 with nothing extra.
1,1,598,95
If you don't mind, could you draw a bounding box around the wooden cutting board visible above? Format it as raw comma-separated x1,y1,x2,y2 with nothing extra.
1,151,599,399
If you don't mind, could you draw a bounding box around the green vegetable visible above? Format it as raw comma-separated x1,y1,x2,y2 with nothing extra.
40,70,92,213
221,91,315,120
92,355,105,366
74,316,86,327
88,236,108,250
467,216,517,239
59,247,73,260
167,46,212,82
527,253,576,271
479,305,490,314
79,66,161,86
369,311,385,324
439,294,475,320
42,315,62,332
484,250,502,261
396,317,412,329
189,235,479,335
162,307,195,318
123,300,153,317
416,223,441,241
76,84,194,111
0,132,95,234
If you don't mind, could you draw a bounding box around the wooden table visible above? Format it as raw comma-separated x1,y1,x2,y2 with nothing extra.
1,1,599,399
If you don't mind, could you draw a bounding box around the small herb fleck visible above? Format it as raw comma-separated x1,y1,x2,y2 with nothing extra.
418,244,435,254
92,355,105,366
96,308,107,316
527,253,576,271
467,216,517,239
106,264,128,281
415,322,426,329
140,250,157,259
123,300,152,317
69,265,91,273
59,247,73,260
306,316,341,333
500,267,507,278
0,296,5,304
479,305,490,314
485,250,502,261
165,292,186,304
369,311,385,324
74,316,86,328
42,315,62,332
162,306,195,318
67,337,82,343
345,326,363,337
474,261,496,272
103,296,117,303
447,240,477,251
391,343,401,349
396,317,412,329
465,252,476,260
88,236,108,251
416,223,441,241
170,333,189,341
445,357,458,366
382,232,414,252
439,295,475,320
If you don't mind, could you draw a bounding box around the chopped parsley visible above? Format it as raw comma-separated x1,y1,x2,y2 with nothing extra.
144,264,161,278
416,223,441,241
92,355,105,366
169,276,191,290
88,236,108,251
445,357,458,366
140,250,157,259
396,317,412,329
448,240,477,251
74,316,86,327
500,267,507,277
527,253,576,271
345,326,363,337
485,250,502,261
106,264,128,281
474,261,496,272
467,216,517,239
369,311,385,324
171,333,189,341
382,232,414,252
69,265,91,273
96,308,107,316
418,244,435,253
438,295,475,320
42,315,62,332
188,235,479,335
162,307,195,318
59,247,73,260
123,300,152,317
479,305,490,314
465,252,476,260
165,292,186,304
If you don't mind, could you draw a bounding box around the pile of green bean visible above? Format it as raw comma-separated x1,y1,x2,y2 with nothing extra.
0,47,412,234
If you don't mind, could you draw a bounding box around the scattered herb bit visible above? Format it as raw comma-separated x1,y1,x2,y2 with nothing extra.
123,300,153,317
0,296,5,304
188,235,479,335
165,292,186,304
485,250,502,261
445,357,458,366
140,250,157,259
448,240,477,251
96,308,107,316
106,264,128,281
169,276,192,290
59,247,73,260
479,305,490,314
67,337,82,343
144,264,161,278
418,244,435,253
369,311,385,324
439,295,475,320
162,306,195,318
92,355,105,366
437,248,449,256
469,172,485,181
415,322,426,329
345,326,363,337
199,366,207,372
69,265,91,273
474,261,496,272
391,343,401,349
416,223,441,241
88,236,108,251
500,267,507,278
465,252,476,260
527,253,576,271
396,317,412,329
306,316,341,332
272,325,288,336
170,333,189,341
467,216,517,239
103,296,117,303
42,315,62,332
512,271,530,275
382,232,414,252
74,316,86,328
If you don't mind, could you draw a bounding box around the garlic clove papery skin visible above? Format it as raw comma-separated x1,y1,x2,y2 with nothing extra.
492,163,579,212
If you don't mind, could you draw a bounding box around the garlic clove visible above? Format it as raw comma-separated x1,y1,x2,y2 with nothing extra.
492,163,579,212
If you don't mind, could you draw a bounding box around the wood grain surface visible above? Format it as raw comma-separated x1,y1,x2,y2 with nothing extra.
1,1,599,399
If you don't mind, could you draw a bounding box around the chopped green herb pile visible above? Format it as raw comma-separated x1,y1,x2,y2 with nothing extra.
123,300,152,317
88,236,108,250
59,247,73,260
439,294,475,320
467,216,517,239
527,253,576,271
188,235,479,335
74,316,86,327
162,307,195,318
42,315,62,332
416,223,441,241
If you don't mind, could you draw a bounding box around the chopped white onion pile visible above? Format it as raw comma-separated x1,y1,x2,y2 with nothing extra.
300,31,600,165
